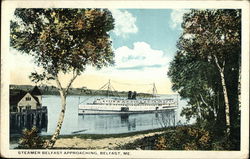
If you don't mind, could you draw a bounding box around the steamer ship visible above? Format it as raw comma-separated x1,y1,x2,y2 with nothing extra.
78,80,178,115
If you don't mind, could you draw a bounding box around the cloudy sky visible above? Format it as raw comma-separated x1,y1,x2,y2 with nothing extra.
9,9,187,94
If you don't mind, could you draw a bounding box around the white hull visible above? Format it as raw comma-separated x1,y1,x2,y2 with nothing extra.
78,104,177,115
78,81,178,115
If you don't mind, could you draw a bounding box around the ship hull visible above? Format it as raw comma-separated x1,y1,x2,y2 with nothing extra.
78,104,177,115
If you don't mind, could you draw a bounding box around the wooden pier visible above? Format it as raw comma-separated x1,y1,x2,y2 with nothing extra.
10,106,48,133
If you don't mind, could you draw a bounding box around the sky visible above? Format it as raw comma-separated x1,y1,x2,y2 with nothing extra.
9,9,188,94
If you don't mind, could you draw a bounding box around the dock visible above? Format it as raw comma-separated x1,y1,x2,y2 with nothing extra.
10,106,48,133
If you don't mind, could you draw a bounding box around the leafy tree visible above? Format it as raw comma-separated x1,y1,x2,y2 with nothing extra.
10,8,115,148
18,127,44,149
181,9,240,132
169,50,224,128
168,9,241,149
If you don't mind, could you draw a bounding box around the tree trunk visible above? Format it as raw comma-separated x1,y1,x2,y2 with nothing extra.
219,70,230,130
45,86,66,148
45,72,78,148
238,53,241,110
214,55,230,134
195,96,202,120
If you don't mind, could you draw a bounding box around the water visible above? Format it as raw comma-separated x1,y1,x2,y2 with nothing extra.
39,95,193,135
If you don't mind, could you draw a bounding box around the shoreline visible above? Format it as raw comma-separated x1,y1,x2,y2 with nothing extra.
11,127,171,149
10,124,239,151
53,130,167,149
10,127,168,141
10,127,170,149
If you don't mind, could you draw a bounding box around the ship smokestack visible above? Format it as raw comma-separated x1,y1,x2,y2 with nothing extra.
132,91,137,100
128,91,132,99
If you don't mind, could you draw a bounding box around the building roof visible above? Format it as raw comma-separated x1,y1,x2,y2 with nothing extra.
30,86,42,96
31,95,40,103
10,86,42,106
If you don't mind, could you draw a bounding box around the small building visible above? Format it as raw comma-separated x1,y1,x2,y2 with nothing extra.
10,86,48,133
10,86,42,112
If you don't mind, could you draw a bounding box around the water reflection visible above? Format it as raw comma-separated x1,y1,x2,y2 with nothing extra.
37,95,190,135
120,114,129,124
120,114,136,131
77,110,176,134
155,110,176,128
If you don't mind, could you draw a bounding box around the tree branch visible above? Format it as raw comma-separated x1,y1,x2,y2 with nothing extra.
65,69,78,94
199,93,209,107
213,55,224,72
55,75,64,94
195,96,202,119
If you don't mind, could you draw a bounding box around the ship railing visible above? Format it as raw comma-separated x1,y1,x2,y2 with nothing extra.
87,99,177,106
87,102,176,106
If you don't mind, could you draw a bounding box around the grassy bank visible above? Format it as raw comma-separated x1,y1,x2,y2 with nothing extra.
116,125,239,150
12,125,238,150
10,127,167,144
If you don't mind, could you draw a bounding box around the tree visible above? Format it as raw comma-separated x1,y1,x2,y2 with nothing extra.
10,8,115,148
168,9,241,145
18,126,44,149
168,50,223,129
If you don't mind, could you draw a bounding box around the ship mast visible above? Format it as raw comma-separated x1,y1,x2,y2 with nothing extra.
107,79,111,98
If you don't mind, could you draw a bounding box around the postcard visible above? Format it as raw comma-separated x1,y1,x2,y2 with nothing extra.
1,0,249,158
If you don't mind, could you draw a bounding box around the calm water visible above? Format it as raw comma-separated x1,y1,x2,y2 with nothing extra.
39,95,193,135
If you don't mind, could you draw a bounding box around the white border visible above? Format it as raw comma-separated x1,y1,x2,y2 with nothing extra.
1,0,249,158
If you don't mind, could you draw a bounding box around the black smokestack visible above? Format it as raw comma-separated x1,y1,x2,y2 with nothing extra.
132,91,137,100
128,91,132,99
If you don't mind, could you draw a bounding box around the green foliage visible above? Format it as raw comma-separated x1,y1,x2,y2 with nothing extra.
159,126,212,150
10,8,115,80
211,136,231,150
118,126,233,150
168,50,220,124
155,136,167,150
10,9,115,147
168,9,241,141
179,9,241,60
17,126,44,149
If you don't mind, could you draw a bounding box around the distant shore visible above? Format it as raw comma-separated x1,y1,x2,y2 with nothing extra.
10,84,153,97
